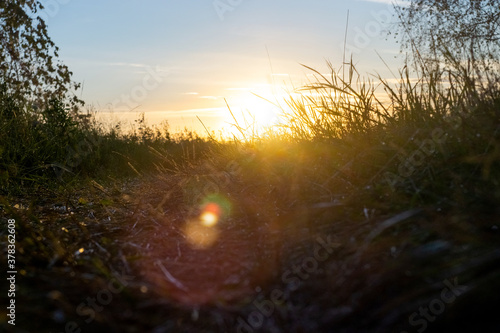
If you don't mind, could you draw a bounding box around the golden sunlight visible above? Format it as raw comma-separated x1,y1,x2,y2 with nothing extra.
224,85,286,135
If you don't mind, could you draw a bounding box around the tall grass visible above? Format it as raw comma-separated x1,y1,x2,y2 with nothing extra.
274,49,500,213
281,55,499,141
2,34,499,219
281,60,389,140
0,89,211,194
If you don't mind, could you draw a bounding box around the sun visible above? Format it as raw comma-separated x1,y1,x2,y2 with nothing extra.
225,91,284,136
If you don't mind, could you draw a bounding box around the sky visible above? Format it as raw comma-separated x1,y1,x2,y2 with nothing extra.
39,0,404,135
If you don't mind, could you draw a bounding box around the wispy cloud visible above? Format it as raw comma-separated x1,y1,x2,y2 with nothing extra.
97,108,226,117
184,92,199,95
166,107,226,117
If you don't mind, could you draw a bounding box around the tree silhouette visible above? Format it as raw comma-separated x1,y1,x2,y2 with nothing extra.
395,0,499,64
0,0,82,108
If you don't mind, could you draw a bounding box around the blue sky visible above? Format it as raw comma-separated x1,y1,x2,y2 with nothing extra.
40,0,403,133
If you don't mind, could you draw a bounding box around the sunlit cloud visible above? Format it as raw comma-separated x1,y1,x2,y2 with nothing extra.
184,92,199,95
199,96,219,100
176,107,227,118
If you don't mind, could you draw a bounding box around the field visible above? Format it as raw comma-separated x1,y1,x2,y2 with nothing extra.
1,1,500,331
2,55,500,332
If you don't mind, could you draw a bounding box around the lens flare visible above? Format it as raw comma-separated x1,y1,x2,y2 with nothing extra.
184,221,220,249
200,202,222,227
204,202,222,216
200,211,218,227
184,196,232,249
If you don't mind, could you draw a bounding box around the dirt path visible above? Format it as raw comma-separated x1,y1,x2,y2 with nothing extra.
110,176,282,306
3,175,500,332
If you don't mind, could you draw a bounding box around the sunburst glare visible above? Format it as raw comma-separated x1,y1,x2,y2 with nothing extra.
223,85,287,136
